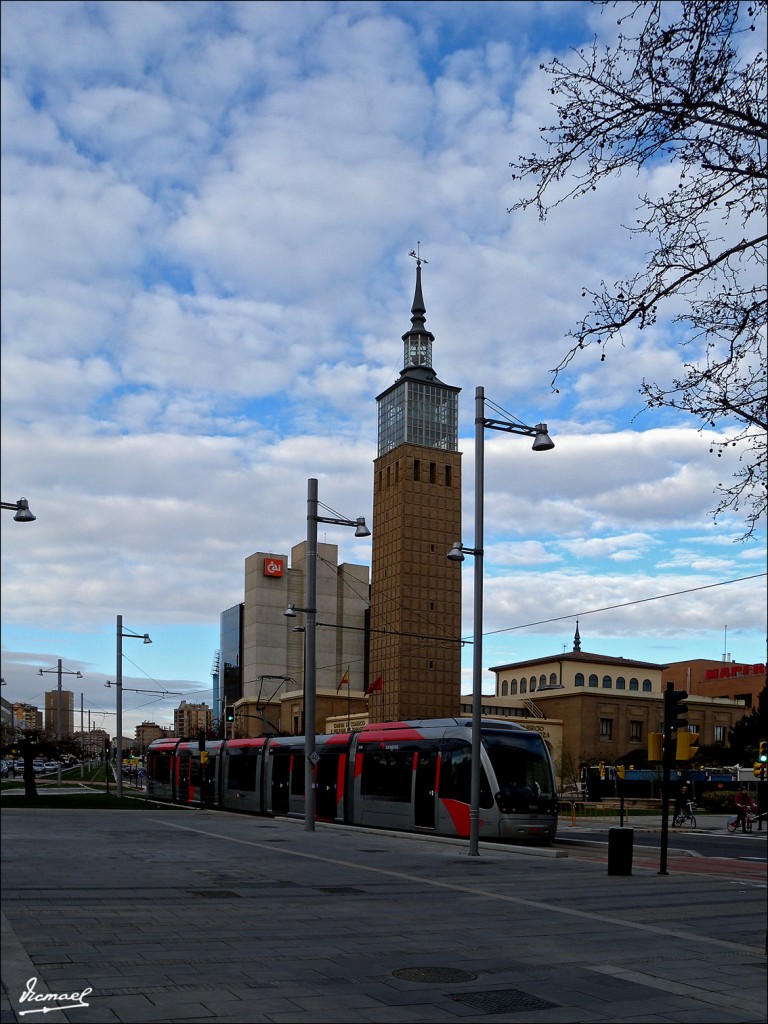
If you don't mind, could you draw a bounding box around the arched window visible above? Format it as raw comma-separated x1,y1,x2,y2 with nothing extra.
530,677,537,691
540,674,547,689
642,679,652,692
588,674,598,687
575,673,585,687
616,676,626,690
602,675,612,688
520,679,527,694
629,677,639,691
510,680,518,695
501,681,508,696
549,673,557,688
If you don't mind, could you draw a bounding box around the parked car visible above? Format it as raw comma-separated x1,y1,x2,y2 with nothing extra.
43,762,60,773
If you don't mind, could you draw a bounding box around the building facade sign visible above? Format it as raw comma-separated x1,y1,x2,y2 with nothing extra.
706,663,765,679
263,557,284,577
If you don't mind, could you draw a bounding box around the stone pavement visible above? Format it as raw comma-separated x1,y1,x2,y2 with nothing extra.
1,806,765,1024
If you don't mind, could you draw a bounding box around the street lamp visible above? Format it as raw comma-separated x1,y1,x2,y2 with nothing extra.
38,660,82,781
1,497,36,522
284,477,371,832
448,385,554,857
114,615,152,798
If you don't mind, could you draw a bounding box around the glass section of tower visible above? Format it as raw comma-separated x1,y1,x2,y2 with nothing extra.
378,379,458,456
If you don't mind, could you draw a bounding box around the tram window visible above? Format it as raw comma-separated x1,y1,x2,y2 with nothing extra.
227,753,258,791
152,754,171,784
439,745,493,808
484,732,554,812
190,758,202,787
360,749,412,801
291,756,305,795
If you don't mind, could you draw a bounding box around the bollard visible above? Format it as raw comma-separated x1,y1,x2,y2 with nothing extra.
607,827,633,875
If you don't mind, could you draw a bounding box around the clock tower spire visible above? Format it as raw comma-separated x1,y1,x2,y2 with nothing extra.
368,256,463,723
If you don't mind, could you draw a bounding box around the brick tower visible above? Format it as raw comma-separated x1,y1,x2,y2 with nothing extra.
368,257,462,723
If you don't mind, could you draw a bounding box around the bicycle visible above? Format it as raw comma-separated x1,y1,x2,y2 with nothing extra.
672,800,697,828
726,809,757,833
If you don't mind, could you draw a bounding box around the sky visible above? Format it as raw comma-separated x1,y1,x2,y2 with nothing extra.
2,0,766,741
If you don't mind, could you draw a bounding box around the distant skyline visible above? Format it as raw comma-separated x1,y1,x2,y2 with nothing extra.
2,1,765,736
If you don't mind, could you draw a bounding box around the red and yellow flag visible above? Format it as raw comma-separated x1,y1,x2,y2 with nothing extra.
336,668,350,693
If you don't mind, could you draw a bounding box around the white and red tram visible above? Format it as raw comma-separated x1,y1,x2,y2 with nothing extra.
147,717,558,844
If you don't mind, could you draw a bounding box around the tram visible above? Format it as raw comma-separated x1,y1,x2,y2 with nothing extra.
147,717,558,844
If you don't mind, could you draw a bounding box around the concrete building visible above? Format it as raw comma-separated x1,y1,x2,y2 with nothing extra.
44,689,74,738
368,258,462,722
227,541,369,737
174,701,213,740
135,721,169,753
12,702,42,732
73,728,109,759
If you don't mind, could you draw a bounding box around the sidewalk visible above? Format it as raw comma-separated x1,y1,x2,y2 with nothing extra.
1,805,765,1024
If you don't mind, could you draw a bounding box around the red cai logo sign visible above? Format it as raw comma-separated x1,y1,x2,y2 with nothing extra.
263,557,284,578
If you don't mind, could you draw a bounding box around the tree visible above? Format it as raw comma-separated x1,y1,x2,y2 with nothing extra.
728,681,768,760
508,1,767,538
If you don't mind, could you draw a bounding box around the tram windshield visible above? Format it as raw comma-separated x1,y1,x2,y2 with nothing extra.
483,730,555,814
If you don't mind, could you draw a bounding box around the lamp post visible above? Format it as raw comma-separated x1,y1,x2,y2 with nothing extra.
38,660,82,781
285,477,370,832
114,615,152,798
447,386,554,857
1,497,36,522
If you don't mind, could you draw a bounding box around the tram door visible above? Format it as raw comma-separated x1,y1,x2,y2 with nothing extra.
177,752,190,803
315,754,340,820
414,749,437,828
271,753,290,814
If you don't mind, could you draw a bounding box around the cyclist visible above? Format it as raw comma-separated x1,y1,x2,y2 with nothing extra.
672,783,690,822
734,786,756,833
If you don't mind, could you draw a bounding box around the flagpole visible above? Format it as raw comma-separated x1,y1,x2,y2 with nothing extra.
347,667,350,730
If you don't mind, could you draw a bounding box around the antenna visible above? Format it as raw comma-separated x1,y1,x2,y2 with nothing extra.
408,242,428,266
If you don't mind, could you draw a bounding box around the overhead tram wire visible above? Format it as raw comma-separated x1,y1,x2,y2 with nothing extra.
478,572,767,643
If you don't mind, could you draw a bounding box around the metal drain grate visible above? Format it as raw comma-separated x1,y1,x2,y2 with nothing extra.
317,886,367,895
449,989,559,1013
394,967,477,984
187,890,241,899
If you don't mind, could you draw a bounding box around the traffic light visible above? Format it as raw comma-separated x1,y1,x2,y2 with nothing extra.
225,706,235,723
754,763,764,778
615,765,625,780
759,740,767,763
648,733,664,761
676,729,699,761
663,683,688,732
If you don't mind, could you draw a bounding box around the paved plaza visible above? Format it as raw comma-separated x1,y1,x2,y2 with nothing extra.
1,805,765,1023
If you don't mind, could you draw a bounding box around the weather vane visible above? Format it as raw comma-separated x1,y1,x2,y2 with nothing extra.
408,242,428,266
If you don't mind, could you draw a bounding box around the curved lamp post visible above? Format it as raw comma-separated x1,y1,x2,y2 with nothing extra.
448,386,554,857
1,497,36,522
38,660,83,781
285,477,371,832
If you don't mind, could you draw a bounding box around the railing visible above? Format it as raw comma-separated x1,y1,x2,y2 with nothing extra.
558,800,631,826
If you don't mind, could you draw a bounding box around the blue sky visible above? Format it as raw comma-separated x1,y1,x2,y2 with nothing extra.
2,0,765,738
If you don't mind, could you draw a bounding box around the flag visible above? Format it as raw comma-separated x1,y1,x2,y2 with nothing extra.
336,668,350,694
365,675,383,695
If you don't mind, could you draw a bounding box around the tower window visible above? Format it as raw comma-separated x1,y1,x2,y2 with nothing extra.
445,466,452,486
414,459,420,481
430,462,436,483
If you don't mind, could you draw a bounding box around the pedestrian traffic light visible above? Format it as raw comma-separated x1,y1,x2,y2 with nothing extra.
759,740,767,763
676,729,699,761
648,732,664,761
225,706,235,723
663,683,688,732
